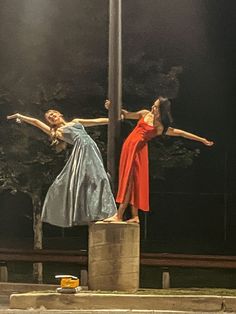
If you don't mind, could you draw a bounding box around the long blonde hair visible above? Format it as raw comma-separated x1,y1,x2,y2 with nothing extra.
45,109,67,152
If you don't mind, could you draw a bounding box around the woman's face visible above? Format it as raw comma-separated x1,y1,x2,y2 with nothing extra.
45,110,63,126
151,99,160,114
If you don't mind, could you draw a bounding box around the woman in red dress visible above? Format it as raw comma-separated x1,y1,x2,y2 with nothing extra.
105,97,214,223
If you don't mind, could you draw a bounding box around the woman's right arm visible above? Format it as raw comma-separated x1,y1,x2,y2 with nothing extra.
121,108,149,120
7,113,51,136
105,99,149,120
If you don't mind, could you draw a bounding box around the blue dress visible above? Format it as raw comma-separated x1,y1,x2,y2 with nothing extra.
41,122,117,227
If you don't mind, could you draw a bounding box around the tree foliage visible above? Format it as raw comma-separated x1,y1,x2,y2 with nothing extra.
123,55,183,104
0,88,68,198
0,0,199,197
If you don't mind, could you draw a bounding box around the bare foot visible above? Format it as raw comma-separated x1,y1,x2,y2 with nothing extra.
103,214,123,223
126,216,140,224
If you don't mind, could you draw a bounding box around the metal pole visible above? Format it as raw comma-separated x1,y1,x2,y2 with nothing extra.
107,0,122,193
223,151,228,241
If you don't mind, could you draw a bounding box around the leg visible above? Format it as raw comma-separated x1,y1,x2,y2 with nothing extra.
126,205,139,223
104,175,133,222
116,180,133,220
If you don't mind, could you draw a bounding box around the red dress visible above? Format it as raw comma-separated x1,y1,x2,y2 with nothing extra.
116,117,157,211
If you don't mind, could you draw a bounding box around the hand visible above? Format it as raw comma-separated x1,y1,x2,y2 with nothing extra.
202,138,214,146
104,99,111,110
7,113,20,120
120,109,126,120
7,113,22,123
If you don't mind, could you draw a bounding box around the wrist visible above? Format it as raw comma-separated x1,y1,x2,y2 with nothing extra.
16,114,23,123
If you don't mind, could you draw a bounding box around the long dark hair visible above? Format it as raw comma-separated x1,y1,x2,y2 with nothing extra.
159,96,173,134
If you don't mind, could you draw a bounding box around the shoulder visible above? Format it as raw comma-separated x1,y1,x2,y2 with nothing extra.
58,121,75,129
71,119,80,123
139,109,150,117
57,122,76,134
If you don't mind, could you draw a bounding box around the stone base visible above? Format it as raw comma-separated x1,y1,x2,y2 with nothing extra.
9,291,236,312
88,222,140,292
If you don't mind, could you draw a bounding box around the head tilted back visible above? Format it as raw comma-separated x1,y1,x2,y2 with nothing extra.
44,109,67,151
45,109,62,123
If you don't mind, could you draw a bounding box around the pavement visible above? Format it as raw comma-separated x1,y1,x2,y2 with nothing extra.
0,294,8,308
0,309,233,314
0,283,236,313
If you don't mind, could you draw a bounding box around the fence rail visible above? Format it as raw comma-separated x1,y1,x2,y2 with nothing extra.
1,248,236,269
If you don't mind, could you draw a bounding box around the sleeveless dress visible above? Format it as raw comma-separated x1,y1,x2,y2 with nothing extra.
41,122,117,227
116,117,157,211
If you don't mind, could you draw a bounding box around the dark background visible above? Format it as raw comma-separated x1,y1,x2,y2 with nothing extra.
0,0,235,266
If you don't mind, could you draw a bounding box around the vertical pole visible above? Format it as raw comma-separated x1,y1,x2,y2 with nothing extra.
162,267,170,289
107,0,122,193
223,151,228,241
32,192,43,283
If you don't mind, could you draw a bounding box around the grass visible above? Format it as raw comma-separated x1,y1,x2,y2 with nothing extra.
24,288,236,297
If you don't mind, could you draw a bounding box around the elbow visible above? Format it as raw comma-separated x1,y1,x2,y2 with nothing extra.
180,130,186,138
170,128,184,137
34,119,40,125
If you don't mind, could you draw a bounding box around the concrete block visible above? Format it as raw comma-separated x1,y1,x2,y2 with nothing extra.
9,292,234,311
88,222,140,292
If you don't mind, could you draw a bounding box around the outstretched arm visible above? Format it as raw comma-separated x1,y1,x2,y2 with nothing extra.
105,99,149,120
120,108,149,120
166,127,214,146
7,113,51,136
72,118,109,127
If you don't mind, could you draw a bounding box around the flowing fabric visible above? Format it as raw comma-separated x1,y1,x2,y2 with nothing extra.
116,117,157,211
41,123,117,227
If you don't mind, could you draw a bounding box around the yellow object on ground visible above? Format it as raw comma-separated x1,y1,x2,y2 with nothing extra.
55,275,79,289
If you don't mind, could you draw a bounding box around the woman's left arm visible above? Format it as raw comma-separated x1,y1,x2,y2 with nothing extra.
166,127,214,146
72,118,109,127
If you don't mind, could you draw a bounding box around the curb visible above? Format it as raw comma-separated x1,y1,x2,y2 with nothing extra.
9,292,236,312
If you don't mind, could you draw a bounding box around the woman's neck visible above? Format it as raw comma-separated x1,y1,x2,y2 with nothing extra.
144,111,162,127
55,119,67,128
151,110,161,126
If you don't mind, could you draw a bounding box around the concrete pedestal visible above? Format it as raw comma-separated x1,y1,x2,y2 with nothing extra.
88,222,140,292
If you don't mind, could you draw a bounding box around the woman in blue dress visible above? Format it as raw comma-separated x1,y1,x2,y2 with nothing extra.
7,110,117,227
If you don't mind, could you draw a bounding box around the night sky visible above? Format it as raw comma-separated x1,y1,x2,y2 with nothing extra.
0,0,235,254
